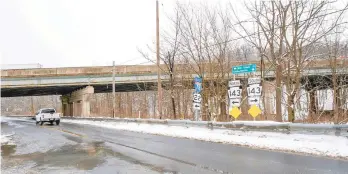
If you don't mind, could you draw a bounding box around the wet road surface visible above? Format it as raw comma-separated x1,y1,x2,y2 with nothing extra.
1,117,348,174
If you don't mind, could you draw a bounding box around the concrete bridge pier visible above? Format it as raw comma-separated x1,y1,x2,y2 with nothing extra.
61,86,94,117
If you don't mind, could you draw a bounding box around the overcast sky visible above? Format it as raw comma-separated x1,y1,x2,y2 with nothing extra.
1,0,345,68
0,0,233,68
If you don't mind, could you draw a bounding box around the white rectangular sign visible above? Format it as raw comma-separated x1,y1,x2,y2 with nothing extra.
193,102,201,110
229,98,241,107
228,87,242,99
193,93,202,103
248,96,261,105
228,80,241,87
247,85,262,96
248,77,261,85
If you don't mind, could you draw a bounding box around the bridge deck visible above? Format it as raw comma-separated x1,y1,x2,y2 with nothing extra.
1,60,347,97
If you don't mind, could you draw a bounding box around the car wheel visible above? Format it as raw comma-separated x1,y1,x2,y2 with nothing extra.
50,121,54,125
36,121,39,125
40,121,44,126
56,120,60,125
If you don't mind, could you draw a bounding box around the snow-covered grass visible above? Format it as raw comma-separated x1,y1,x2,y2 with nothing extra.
1,133,15,145
63,119,348,159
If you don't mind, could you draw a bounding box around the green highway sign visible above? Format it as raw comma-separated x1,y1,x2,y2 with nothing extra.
232,64,257,74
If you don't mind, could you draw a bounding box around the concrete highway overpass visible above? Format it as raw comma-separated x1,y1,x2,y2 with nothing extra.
2,60,348,97
1,60,347,117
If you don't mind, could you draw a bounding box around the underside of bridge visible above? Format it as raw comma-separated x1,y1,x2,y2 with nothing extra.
1,82,156,97
302,75,348,90
2,74,347,118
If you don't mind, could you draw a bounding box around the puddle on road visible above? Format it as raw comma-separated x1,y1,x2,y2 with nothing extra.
1,122,17,157
1,144,17,156
1,134,175,173
1,121,181,173
2,141,106,170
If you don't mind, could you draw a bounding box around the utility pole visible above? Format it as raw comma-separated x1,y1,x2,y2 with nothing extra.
156,0,163,119
276,63,282,122
112,61,116,118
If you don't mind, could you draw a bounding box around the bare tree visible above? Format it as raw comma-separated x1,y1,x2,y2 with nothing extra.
138,4,183,119
322,29,348,123
175,2,235,121
231,0,348,122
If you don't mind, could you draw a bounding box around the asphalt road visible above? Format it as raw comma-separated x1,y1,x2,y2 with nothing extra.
1,117,348,174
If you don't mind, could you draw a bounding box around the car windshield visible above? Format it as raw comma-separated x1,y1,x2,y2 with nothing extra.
41,109,55,114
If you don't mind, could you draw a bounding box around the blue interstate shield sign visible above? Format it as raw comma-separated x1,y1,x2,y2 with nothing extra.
194,77,202,93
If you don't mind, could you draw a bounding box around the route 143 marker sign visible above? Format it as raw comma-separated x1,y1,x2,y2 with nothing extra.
228,87,242,99
247,85,262,96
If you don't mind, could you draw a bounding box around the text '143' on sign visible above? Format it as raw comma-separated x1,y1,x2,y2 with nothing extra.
228,87,242,99
247,85,262,97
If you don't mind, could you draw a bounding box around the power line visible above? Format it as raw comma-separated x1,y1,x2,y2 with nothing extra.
117,57,148,65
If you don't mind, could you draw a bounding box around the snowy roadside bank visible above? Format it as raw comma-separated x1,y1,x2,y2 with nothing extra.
62,119,348,159
61,117,348,137
1,134,15,145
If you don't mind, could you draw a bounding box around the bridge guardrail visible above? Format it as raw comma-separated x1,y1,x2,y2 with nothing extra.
61,116,348,137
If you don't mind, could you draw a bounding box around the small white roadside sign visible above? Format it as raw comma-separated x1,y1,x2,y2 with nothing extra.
228,87,242,99
193,93,202,103
247,85,262,97
248,77,261,85
248,96,261,105
193,102,201,110
229,98,241,107
228,80,241,87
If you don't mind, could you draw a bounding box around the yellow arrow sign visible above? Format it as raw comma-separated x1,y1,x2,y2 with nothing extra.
248,105,262,118
229,107,241,119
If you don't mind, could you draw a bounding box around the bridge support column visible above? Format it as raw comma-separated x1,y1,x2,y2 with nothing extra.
62,86,94,117
61,95,70,116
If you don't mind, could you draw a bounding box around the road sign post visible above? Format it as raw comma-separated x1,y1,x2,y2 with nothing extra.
230,64,263,120
246,77,262,120
193,77,202,121
228,80,242,120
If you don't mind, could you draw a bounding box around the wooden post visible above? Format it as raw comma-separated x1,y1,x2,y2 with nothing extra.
112,61,116,118
156,0,162,119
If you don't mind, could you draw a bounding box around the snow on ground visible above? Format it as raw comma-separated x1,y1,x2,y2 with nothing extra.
63,119,348,159
229,120,289,126
1,134,15,145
